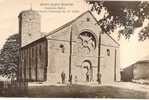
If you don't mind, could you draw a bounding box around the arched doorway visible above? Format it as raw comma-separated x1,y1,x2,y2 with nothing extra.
81,60,93,82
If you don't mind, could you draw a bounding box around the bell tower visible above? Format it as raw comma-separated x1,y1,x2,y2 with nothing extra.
18,9,41,47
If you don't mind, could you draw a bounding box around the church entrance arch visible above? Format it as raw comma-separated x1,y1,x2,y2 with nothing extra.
81,60,93,82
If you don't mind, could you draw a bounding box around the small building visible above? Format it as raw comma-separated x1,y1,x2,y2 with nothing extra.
121,57,149,83
18,10,120,84
121,66,134,82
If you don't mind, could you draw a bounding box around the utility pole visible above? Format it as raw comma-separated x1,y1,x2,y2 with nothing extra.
97,32,101,84
69,26,73,83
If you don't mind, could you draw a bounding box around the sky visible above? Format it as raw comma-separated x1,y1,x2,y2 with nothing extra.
0,0,149,68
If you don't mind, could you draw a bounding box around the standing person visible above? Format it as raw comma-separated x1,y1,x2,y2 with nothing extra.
61,71,66,84
97,72,101,84
74,76,78,84
69,74,72,84
86,71,89,82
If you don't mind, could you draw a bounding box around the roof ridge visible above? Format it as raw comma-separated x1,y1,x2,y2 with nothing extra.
104,33,120,46
46,10,91,37
88,11,120,46
45,10,120,46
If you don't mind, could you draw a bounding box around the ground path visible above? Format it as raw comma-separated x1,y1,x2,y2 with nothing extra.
27,82,149,98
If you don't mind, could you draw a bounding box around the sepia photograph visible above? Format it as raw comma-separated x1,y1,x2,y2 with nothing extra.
0,0,149,99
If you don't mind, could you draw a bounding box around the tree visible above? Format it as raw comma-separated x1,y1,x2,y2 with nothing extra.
0,34,20,79
86,1,149,40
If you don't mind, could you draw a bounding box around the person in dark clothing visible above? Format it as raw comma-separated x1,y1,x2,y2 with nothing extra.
61,71,66,84
86,71,90,82
69,74,72,84
97,72,101,84
74,76,78,83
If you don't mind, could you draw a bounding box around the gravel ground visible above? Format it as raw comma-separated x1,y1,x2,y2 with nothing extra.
1,82,149,98
27,84,148,98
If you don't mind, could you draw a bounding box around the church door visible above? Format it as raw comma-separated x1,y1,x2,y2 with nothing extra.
81,60,93,82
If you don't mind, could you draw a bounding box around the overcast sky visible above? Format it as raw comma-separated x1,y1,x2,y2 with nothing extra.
0,0,149,68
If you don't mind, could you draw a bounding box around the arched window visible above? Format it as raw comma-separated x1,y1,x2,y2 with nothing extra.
86,18,90,22
78,31,96,53
107,49,110,56
60,44,65,53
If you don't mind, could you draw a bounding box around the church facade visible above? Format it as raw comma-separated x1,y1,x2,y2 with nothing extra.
18,10,120,84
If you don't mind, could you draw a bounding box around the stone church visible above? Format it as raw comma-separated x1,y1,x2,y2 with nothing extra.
18,9,120,84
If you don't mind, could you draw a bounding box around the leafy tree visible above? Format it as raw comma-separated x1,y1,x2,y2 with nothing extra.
86,1,149,40
0,34,20,79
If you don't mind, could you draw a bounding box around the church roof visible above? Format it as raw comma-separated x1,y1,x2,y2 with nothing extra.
20,10,120,49
46,10,120,46
20,37,46,50
46,10,92,37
